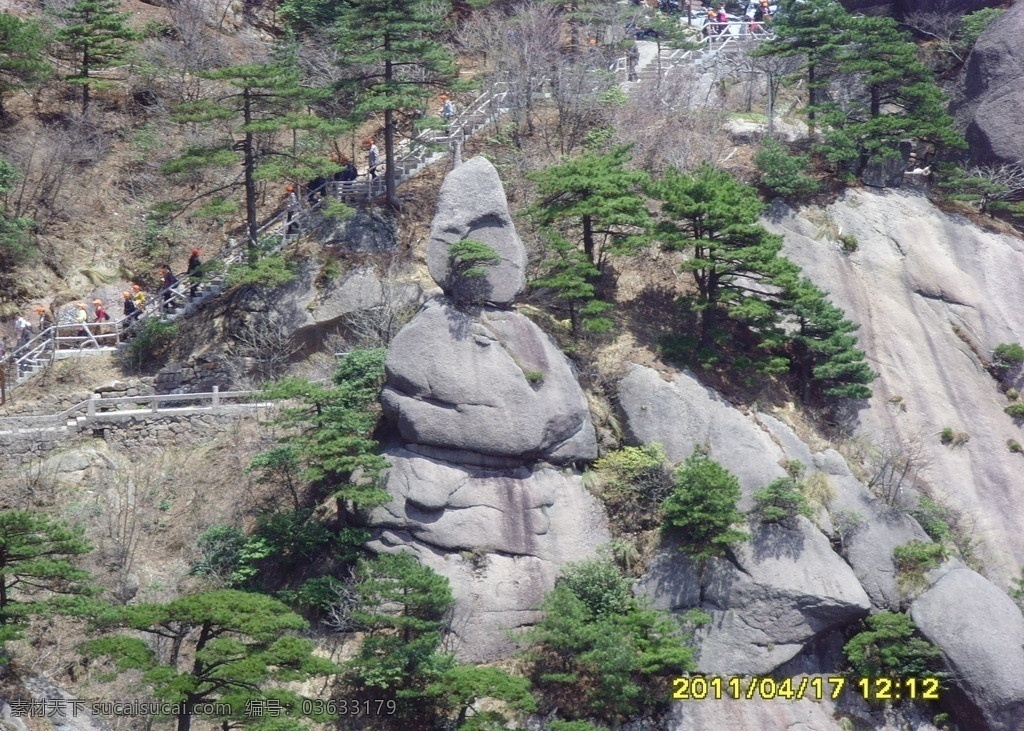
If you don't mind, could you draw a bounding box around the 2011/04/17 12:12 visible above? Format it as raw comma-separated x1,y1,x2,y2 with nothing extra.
671,676,941,702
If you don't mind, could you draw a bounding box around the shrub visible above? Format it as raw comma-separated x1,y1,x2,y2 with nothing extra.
226,254,297,288
191,524,246,584
844,612,943,679
1005,403,1024,419
911,497,953,544
122,318,178,371
754,138,820,199
556,559,632,618
592,444,669,495
939,427,969,446
893,541,947,589
524,370,545,386
1009,440,1023,454
993,342,1024,375
449,239,501,278
803,472,836,511
661,450,748,558
590,444,673,534
524,559,700,725
752,476,813,524
1007,389,1019,401
838,233,859,253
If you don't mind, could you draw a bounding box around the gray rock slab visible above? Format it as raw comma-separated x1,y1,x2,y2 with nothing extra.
697,519,871,674
617,365,787,504
813,449,929,609
911,566,1024,731
638,519,870,676
368,448,610,661
426,156,527,305
382,300,596,464
318,206,400,253
765,189,1024,583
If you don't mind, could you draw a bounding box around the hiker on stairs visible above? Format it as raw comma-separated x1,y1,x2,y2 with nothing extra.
93,299,110,336
285,185,300,237
187,249,202,297
14,314,31,349
122,291,138,329
160,266,178,313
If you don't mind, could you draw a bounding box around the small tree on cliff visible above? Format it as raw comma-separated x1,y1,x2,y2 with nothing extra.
529,145,650,269
334,0,460,209
53,0,140,116
661,450,748,559
258,348,390,524
0,510,94,655
648,163,795,355
82,590,336,731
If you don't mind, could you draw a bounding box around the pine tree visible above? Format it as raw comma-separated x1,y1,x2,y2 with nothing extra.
782,277,876,400
0,14,51,118
334,0,459,209
533,231,613,336
165,44,335,258
0,510,93,651
660,450,748,559
529,145,650,268
648,164,796,353
82,590,336,731
346,552,455,718
753,0,849,134
524,558,700,724
819,15,964,171
260,349,390,525
758,1,964,173
53,0,140,116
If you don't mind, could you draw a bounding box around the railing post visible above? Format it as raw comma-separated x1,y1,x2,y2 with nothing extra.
151,397,159,413
87,393,97,418
212,385,220,410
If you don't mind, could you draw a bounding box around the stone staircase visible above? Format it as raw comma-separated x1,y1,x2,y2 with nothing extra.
617,23,774,88
0,83,517,396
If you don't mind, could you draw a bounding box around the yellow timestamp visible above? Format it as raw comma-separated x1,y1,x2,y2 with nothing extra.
671,675,942,702
855,676,941,702
672,676,847,701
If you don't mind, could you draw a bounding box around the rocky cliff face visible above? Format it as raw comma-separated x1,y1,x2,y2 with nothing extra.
371,157,607,661
371,159,1024,729
766,189,1024,582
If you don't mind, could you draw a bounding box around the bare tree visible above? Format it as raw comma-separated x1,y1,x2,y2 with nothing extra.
613,71,730,174
458,2,562,146
321,568,359,634
734,50,800,135
965,162,1024,215
866,431,930,507
342,263,419,347
103,469,148,604
1,122,109,231
229,317,301,384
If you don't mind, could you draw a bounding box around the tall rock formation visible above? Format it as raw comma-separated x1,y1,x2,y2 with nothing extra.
426,155,527,305
371,157,606,662
956,0,1024,165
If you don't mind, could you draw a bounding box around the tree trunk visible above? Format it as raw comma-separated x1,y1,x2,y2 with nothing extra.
81,48,90,117
383,40,401,210
807,63,816,136
699,273,718,348
242,86,258,262
384,108,400,210
583,213,595,265
176,704,193,731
